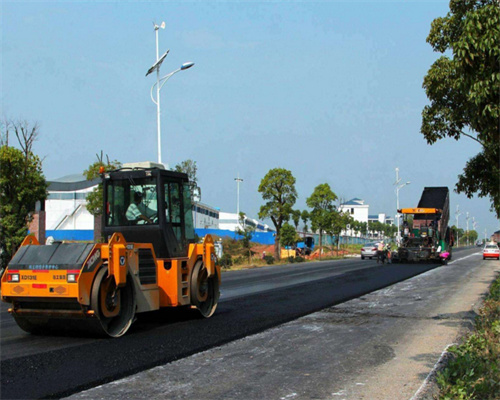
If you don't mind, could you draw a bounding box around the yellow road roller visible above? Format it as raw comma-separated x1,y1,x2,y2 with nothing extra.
1,164,220,337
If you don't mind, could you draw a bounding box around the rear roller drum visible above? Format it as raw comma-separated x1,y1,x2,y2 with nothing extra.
190,260,219,318
90,267,136,337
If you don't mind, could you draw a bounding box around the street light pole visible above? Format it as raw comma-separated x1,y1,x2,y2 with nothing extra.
394,167,410,245
466,212,470,246
473,218,478,244
235,174,243,216
455,205,462,247
146,22,194,166
155,24,162,165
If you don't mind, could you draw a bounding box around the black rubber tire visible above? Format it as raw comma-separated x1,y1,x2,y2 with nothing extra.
361,256,365,260
190,260,219,318
90,267,136,337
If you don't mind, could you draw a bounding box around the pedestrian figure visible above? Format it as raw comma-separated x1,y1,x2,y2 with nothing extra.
385,243,392,264
377,241,385,264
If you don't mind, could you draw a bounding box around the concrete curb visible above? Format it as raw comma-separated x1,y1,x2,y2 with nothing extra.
409,343,457,400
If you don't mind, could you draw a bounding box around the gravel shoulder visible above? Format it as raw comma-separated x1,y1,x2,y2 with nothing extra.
66,249,497,400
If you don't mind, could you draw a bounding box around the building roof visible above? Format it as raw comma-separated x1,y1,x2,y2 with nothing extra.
342,198,366,206
48,174,100,192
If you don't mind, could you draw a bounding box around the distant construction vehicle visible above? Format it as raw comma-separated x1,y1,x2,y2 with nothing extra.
393,187,453,264
1,163,220,337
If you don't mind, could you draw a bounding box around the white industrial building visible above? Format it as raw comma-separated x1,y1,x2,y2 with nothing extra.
192,202,219,229
218,212,273,232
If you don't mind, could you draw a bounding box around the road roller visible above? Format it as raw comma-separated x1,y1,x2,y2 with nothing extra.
1,164,220,337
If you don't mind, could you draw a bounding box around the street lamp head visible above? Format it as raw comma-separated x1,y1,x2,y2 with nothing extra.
181,62,195,70
406,181,411,185
154,21,166,30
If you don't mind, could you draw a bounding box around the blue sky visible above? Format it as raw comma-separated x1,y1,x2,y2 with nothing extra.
2,1,498,237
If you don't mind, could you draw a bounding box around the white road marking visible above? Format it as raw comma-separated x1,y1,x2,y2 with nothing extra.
448,252,480,265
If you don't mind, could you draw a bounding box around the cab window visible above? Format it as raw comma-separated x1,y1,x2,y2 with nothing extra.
106,177,158,226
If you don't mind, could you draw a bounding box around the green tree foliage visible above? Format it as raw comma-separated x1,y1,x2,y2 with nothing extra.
174,159,199,198
301,210,310,234
0,145,47,270
306,183,338,254
235,212,255,263
422,0,500,217
83,152,121,216
291,209,301,230
258,168,297,260
460,229,478,245
280,223,299,247
329,211,354,249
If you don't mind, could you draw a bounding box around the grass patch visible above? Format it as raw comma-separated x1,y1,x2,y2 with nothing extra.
436,273,500,399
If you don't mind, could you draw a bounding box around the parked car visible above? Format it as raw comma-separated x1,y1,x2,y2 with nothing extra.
483,243,500,260
476,240,484,247
361,243,378,260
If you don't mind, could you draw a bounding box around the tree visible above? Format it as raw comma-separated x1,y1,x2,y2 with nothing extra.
83,152,121,216
291,209,301,230
174,159,199,199
301,210,310,235
383,223,397,240
460,229,478,245
329,210,354,250
235,212,254,264
306,183,338,256
422,0,500,217
351,220,363,239
359,221,368,238
281,223,299,248
1,140,47,271
258,168,298,260
369,220,385,239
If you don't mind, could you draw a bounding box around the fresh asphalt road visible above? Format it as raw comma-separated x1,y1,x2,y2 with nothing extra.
0,247,473,399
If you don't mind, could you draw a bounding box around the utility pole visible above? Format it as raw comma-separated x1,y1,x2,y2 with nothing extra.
466,212,470,246
394,167,410,246
455,205,462,247
235,174,243,217
473,218,478,245
154,22,165,164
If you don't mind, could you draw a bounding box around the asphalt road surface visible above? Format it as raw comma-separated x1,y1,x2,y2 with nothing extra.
0,247,476,399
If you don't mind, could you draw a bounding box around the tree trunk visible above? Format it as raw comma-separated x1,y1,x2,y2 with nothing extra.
319,231,322,259
274,235,280,260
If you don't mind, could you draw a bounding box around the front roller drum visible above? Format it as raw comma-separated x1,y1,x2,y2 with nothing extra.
10,269,136,337
190,260,220,318
90,267,136,337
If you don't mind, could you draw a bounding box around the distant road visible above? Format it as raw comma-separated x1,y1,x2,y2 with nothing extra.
1,247,472,399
